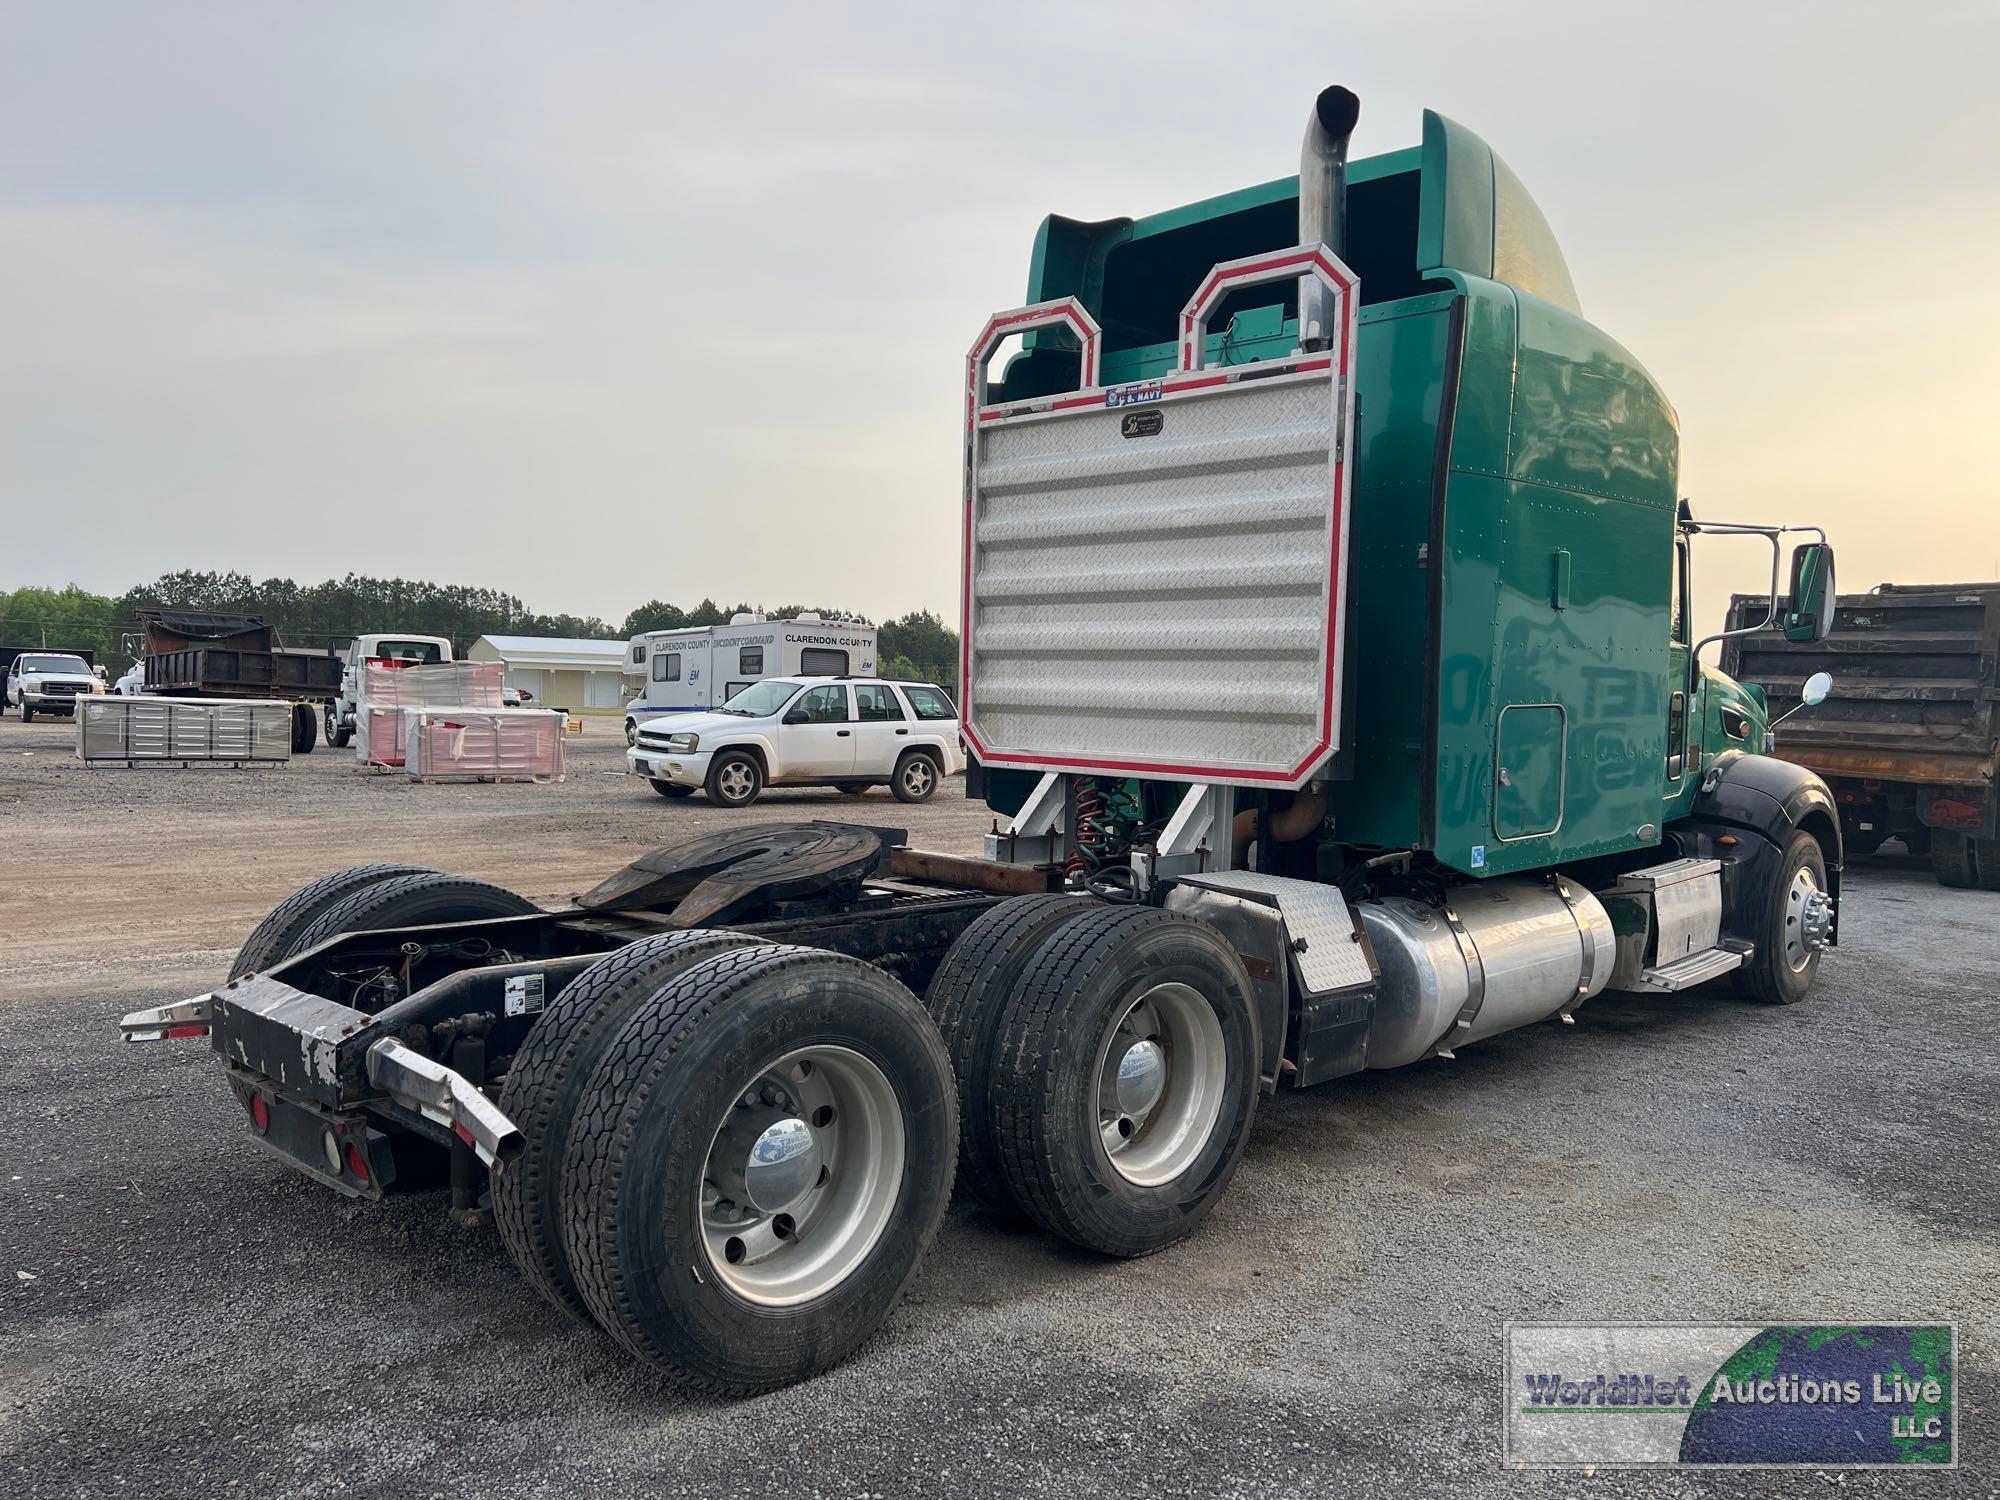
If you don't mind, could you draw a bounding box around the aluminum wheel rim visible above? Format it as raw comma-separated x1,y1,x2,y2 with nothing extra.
1092,981,1226,1187
901,758,933,797
697,1045,904,1307
718,761,755,801
1784,867,1831,972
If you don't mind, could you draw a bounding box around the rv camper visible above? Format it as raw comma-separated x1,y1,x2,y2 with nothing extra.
621,613,877,743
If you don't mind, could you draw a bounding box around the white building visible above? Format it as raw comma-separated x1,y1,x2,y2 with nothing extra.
467,635,628,711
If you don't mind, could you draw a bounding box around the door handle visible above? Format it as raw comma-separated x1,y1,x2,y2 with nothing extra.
837,729,850,737
895,728,909,735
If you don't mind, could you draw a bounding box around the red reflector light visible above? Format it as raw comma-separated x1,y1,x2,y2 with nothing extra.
250,1093,270,1134
166,1024,209,1040
346,1143,370,1181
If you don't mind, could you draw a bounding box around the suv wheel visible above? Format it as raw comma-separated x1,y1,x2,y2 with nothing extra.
891,750,939,804
705,750,764,808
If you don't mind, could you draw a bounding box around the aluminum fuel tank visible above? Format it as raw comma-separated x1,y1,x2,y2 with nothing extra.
1356,877,1614,1070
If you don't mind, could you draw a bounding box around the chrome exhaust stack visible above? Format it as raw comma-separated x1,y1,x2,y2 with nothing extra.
1299,84,1360,351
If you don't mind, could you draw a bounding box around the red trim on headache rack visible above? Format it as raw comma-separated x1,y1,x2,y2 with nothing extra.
959,721,1332,785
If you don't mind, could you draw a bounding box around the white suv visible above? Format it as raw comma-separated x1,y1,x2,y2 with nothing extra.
627,677,965,807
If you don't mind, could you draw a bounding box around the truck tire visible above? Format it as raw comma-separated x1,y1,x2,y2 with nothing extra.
1977,839,2000,892
493,929,766,1323
648,779,695,799
325,705,352,749
704,749,763,808
1929,830,1979,889
291,703,318,755
290,871,538,955
925,894,1098,1210
19,703,31,723
561,944,956,1393
624,719,638,747
890,750,941,804
228,863,438,979
1740,830,1832,1004
987,906,1260,1257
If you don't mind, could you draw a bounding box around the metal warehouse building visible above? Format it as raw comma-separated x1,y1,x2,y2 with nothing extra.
467,635,628,712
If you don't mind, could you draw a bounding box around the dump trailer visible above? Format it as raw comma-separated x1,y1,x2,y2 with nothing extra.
1724,581,2000,887
134,609,343,753
120,86,1844,1395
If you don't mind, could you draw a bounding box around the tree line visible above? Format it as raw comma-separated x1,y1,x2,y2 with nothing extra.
0,573,960,687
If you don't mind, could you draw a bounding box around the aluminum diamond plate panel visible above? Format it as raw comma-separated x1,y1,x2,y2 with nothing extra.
1176,870,1374,994
962,247,1355,788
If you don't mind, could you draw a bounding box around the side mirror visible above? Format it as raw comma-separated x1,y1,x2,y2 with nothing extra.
1782,542,1836,642
1801,670,1832,707
782,708,810,725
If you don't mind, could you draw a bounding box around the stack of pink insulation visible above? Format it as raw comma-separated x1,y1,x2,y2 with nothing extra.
402,706,566,782
355,661,506,767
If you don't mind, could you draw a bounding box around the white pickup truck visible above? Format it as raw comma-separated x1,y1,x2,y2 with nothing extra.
7,652,104,721
627,676,964,806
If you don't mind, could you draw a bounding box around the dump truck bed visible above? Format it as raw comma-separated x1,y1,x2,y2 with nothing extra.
1723,583,2000,843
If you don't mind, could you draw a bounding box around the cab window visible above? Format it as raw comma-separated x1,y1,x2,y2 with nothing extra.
855,684,903,722
794,684,849,722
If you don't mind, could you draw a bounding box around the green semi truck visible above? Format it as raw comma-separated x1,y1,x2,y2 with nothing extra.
122,85,1842,1393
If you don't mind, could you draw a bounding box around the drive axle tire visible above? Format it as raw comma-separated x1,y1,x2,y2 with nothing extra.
1929,830,1978,889
1740,830,1831,1004
704,749,764,808
648,779,695,799
493,929,766,1323
988,906,1260,1257
890,750,940,804
229,863,438,979
1974,838,2000,892
291,703,318,755
562,944,956,1394
926,894,1098,1209
291,871,538,955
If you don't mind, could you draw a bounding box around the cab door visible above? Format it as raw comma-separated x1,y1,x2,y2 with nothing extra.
778,683,856,778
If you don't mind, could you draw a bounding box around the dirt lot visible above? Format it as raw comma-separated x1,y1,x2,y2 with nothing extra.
1,710,1994,1497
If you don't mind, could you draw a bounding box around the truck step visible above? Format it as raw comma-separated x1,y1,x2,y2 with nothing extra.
1629,943,1747,993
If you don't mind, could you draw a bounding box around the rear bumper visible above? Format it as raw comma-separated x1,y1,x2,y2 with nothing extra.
222,1063,397,1199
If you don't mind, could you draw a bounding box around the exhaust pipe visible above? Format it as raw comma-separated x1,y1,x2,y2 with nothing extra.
1299,84,1360,350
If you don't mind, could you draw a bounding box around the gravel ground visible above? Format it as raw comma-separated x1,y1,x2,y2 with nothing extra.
0,710,1993,1497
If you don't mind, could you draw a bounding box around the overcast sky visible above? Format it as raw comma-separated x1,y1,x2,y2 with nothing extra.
3,2,1996,631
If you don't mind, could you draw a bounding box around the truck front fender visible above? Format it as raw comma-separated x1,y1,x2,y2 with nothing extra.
1673,749,1842,947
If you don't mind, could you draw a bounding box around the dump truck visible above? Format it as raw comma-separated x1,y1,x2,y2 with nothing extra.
119,85,1844,1394
1724,581,1999,887
131,609,343,753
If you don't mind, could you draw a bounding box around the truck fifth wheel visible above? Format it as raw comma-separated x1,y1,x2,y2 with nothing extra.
120,84,1842,1392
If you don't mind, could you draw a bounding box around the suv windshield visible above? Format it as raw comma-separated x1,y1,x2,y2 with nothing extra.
20,654,88,674
720,679,805,717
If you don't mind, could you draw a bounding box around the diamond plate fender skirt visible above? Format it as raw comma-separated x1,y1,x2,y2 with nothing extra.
1164,870,1380,1090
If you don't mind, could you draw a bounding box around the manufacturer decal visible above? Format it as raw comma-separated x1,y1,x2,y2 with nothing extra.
1120,409,1165,439
1105,380,1162,408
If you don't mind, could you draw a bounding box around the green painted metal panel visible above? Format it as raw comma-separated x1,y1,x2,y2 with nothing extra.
1321,295,1460,848
1417,111,1495,284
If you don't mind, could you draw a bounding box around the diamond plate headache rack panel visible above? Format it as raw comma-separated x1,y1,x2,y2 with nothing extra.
961,246,1358,788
